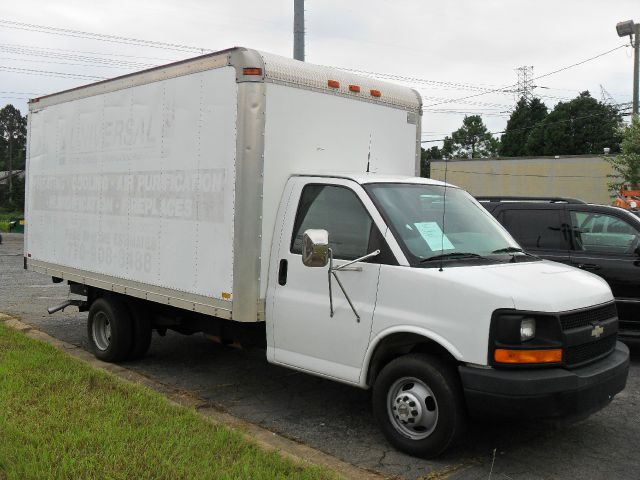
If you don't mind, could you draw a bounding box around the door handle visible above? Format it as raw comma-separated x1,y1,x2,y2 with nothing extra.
278,259,288,285
577,263,601,271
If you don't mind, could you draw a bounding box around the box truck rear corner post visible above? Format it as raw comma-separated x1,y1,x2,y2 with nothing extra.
24,47,629,458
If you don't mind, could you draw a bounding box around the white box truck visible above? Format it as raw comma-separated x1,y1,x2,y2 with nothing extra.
25,47,629,457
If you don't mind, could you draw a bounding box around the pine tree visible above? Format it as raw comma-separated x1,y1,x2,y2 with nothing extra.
447,115,498,158
499,97,548,157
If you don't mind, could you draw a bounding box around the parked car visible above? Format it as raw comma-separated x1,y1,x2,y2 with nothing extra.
478,196,640,339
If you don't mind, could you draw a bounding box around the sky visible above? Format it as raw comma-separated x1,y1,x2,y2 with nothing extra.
0,0,638,145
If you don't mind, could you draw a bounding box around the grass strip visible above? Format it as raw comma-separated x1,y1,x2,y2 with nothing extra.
0,323,336,480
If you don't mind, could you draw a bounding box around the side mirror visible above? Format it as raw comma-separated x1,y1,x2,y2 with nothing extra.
302,229,329,267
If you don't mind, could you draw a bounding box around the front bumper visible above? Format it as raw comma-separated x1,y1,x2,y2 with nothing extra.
459,341,629,419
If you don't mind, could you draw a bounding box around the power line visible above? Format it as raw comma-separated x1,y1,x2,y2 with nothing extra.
0,19,213,53
421,107,629,143
0,42,176,61
428,167,609,180
424,110,510,117
0,90,40,95
0,56,140,70
0,65,106,80
0,44,155,68
338,66,511,94
424,44,629,108
534,45,628,81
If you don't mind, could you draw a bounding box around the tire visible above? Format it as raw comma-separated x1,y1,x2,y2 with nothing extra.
127,301,152,360
372,353,466,458
87,296,133,362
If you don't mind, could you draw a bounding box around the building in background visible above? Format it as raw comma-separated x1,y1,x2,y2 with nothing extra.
430,155,616,205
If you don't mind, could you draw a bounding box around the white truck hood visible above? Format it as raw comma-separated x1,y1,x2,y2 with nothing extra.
373,258,614,367
477,259,613,312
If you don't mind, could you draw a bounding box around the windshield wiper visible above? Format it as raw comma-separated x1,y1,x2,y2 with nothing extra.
491,246,539,262
420,252,486,263
491,247,525,254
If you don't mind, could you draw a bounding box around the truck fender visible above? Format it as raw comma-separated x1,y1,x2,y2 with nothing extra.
359,325,464,388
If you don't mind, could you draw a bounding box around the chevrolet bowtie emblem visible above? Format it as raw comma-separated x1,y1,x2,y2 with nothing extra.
591,325,604,338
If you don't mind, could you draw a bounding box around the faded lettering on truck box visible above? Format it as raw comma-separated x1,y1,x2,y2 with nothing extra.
30,169,226,222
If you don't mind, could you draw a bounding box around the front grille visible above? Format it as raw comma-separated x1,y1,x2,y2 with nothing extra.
559,303,617,331
564,334,617,366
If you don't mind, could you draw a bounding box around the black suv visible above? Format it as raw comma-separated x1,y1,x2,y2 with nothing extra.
478,196,640,339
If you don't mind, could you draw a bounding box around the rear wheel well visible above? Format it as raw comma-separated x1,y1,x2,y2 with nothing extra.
366,333,458,387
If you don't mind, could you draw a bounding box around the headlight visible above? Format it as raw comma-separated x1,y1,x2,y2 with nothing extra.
490,311,563,367
520,318,536,342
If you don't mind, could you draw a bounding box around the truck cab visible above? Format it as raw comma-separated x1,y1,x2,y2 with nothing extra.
267,174,629,457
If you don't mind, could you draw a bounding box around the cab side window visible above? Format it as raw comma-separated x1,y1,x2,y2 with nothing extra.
501,209,569,250
291,185,374,260
570,211,638,254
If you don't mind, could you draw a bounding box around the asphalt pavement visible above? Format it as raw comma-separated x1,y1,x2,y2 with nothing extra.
1,232,639,480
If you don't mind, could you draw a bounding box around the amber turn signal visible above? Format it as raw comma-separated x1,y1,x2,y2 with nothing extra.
243,68,263,76
494,348,562,364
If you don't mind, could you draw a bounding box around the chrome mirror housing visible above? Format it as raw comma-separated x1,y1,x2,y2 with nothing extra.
302,229,329,267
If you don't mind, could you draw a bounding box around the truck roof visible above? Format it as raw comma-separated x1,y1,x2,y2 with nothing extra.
293,173,452,187
29,47,422,114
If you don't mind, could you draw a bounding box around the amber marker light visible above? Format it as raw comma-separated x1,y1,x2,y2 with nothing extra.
327,80,340,88
494,348,562,364
348,84,361,93
370,89,382,97
243,68,263,76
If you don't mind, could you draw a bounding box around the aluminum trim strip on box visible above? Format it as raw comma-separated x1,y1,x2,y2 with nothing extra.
231,81,267,322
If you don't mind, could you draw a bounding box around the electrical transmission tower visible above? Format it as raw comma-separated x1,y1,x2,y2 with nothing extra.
515,66,535,103
599,84,617,105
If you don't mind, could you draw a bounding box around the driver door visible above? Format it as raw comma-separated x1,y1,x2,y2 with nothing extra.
270,179,389,384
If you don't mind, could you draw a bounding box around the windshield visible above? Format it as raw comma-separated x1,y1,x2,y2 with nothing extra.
364,183,523,265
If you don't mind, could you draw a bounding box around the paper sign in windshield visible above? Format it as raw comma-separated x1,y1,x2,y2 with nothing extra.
414,222,454,251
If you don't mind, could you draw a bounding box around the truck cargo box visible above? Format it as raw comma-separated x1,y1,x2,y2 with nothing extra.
25,47,422,322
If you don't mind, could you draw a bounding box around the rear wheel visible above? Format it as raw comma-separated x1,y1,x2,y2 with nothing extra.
127,301,152,360
372,353,465,458
87,296,133,362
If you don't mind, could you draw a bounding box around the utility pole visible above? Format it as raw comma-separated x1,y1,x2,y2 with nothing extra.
634,23,639,115
293,0,305,61
616,20,639,115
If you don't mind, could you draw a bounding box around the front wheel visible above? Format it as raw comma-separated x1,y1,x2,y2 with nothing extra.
372,353,465,458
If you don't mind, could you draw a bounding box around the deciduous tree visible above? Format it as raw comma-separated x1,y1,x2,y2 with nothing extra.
525,92,622,156
420,146,442,177
606,115,640,193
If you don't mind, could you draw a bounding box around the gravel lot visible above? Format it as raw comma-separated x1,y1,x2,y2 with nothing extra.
1,232,639,480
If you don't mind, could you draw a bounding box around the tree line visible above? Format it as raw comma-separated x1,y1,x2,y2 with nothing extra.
0,104,27,210
421,91,623,176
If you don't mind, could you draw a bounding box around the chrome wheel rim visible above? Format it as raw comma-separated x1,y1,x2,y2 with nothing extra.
387,376,438,440
92,311,111,351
